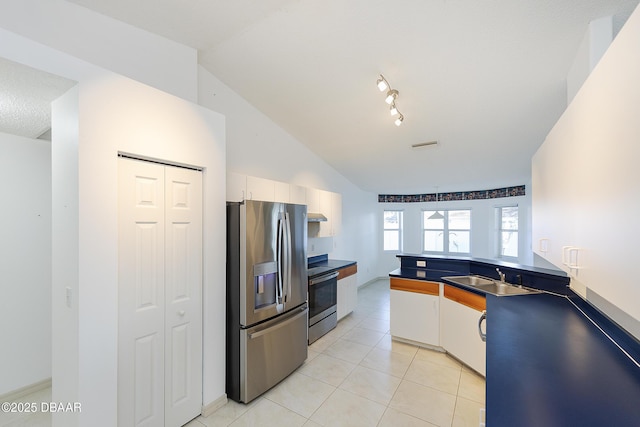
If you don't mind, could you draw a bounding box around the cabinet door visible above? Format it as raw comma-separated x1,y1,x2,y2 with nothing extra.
337,265,357,320
305,187,320,213
246,176,275,201
274,181,290,203
289,184,307,205
345,274,357,316
337,278,348,321
389,278,439,346
331,192,342,236
440,285,486,376
318,190,333,237
532,133,581,276
226,172,246,202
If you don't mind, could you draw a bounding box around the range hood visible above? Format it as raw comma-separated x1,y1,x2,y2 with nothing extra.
307,212,328,222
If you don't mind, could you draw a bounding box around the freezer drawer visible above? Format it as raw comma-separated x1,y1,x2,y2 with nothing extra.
239,304,308,402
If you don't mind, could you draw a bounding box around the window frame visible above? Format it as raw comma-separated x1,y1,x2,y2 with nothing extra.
496,205,519,260
383,209,403,252
421,208,472,255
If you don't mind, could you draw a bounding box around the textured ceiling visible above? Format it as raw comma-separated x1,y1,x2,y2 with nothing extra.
14,0,640,192
0,57,77,140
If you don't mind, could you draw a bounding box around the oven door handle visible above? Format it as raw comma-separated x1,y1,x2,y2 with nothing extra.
309,271,339,286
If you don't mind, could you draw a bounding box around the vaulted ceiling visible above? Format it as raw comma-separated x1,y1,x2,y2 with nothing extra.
5,1,639,194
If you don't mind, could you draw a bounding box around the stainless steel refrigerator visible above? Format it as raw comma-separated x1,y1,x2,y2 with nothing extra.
226,200,309,403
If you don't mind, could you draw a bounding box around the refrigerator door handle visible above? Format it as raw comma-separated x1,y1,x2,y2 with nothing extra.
284,212,292,303
276,213,284,307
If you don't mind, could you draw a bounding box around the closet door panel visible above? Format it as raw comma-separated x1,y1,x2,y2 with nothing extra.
118,159,165,427
164,166,203,426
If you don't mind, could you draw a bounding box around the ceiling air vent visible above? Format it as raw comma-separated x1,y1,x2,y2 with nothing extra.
411,140,438,149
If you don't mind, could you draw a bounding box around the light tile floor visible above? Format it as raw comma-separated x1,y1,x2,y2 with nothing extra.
190,278,486,427
0,386,52,427
1,279,485,427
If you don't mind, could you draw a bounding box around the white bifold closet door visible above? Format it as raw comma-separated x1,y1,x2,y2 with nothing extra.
118,157,203,427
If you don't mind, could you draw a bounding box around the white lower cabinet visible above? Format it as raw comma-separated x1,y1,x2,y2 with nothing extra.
440,285,486,376
337,264,358,320
389,278,440,347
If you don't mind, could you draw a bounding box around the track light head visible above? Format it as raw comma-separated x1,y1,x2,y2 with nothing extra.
376,75,388,91
376,74,405,126
385,89,398,104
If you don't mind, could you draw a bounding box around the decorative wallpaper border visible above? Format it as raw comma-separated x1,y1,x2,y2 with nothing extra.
378,185,525,203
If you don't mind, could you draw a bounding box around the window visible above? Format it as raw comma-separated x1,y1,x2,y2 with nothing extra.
383,210,403,251
422,209,471,254
497,206,518,258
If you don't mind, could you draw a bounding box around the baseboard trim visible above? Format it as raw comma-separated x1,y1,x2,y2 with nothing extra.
201,393,227,417
391,335,444,353
358,276,389,289
0,378,52,402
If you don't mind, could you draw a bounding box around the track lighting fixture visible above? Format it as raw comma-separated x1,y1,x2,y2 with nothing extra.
376,74,404,126
377,75,389,92
385,89,398,104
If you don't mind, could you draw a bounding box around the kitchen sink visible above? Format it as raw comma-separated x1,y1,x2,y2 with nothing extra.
442,275,541,297
443,275,494,287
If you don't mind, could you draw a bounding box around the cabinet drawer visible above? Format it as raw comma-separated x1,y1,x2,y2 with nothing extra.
443,285,486,312
338,264,357,280
390,277,439,296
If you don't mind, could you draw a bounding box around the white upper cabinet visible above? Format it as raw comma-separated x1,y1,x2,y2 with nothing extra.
331,192,342,236
307,189,341,237
227,172,342,237
318,190,333,237
227,173,278,202
305,187,320,213
227,172,247,202
246,176,275,202
531,135,578,273
274,181,290,203
289,184,307,205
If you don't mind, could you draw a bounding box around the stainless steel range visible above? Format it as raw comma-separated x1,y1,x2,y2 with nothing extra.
307,266,338,344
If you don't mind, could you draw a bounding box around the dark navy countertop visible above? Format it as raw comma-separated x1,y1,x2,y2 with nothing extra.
307,254,356,279
389,267,459,283
487,293,640,426
394,253,570,294
389,254,640,426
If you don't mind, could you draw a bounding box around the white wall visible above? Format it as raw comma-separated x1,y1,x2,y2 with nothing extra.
1,20,226,427
567,16,613,105
0,0,198,102
378,192,533,275
51,86,80,426
198,66,380,286
533,3,640,339
0,132,52,395
52,72,227,427
0,9,378,426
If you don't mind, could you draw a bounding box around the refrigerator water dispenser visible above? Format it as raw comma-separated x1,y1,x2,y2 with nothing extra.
254,261,278,310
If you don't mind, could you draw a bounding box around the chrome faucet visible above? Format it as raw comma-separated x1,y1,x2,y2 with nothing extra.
496,268,506,283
